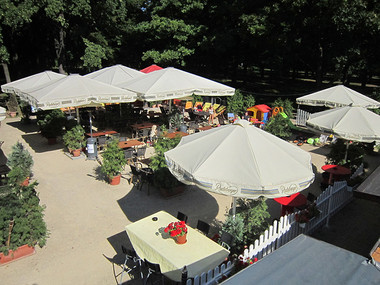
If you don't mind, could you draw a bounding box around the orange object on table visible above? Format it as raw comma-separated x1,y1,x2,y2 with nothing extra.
118,140,144,149
164,132,189,139
197,125,212,131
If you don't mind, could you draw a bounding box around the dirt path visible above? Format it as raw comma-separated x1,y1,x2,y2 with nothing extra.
1,117,377,284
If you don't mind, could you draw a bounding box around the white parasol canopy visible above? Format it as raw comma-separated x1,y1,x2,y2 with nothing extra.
296,85,380,109
19,74,137,110
165,120,314,200
0,106,6,121
84,64,144,86
117,67,235,101
306,106,380,143
1,70,66,95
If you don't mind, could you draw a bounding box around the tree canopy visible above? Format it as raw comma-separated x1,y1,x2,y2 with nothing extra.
1,0,380,90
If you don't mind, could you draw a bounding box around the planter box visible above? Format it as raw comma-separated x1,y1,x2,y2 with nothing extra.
0,245,35,265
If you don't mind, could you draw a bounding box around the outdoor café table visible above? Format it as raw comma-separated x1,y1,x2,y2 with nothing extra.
118,140,144,149
321,164,351,185
125,211,229,282
131,122,155,137
85,130,117,137
197,125,213,132
164,131,189,139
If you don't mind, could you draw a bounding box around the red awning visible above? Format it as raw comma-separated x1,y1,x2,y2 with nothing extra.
140,64,163,73
274,193,307,207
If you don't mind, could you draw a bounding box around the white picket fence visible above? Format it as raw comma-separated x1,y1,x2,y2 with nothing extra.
296,108,311,126
240,181,352,263
185,261,234,285
186,181,353,284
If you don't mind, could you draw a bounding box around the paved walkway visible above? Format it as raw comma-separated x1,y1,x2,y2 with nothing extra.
0,117,378,284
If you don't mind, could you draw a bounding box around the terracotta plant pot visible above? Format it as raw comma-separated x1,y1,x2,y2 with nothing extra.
0,245,35,265
20,177,30,186
47,137,57,145
176,233,187,244
72,149,81,157
109,174,121,185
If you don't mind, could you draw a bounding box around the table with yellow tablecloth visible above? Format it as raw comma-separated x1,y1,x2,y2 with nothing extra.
125,211,229,282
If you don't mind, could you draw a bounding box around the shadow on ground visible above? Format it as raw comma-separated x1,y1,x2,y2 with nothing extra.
117,185,220,229
311,197,380,257
6,119,39,134
21,132,64,153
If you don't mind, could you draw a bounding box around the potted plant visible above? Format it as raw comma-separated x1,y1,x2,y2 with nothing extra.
295,203,321,228
164,220,188,244
6,142,34,186
0,182,48,264
37,109,66,144
100,139,126,185
149,136,185,197
63,125,86,157
169,112,185,131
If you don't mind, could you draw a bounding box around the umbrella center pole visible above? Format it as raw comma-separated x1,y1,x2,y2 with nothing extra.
232,197,236,219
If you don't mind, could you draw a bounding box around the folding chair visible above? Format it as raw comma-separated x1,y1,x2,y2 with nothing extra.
219,231,234,251
184,101,193,110
144,259,164,285
97,136,107,151
136,146,147,160
202,102,212,112
196,220,210,235
177,211,188,223
119,246,143,285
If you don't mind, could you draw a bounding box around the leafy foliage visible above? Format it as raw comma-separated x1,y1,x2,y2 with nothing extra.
0,182,48,254
265,114,292,139
101,138,126,179
6,142,33,178
37,109,66,139
80,38,108,71
326,139,365,168
272,98,294,118
150,135,182,189
227,90,255,115
236,197,270,244
221,214,245,253
63,125,86,150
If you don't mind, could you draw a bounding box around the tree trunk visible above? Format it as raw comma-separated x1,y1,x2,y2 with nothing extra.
316,44,323,86
2,63,11,83
55,17,67,75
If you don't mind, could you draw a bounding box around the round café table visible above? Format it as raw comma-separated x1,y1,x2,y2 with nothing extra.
321,165,351,185
274,193,307,216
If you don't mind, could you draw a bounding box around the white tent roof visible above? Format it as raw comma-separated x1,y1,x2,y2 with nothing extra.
84,64,144,86
1,71,66,94
221,235,380,285
165,120,314,199
296,85,380,109
0,106,6,121
306,106,380,143
117,67,235,101
19,74,137,110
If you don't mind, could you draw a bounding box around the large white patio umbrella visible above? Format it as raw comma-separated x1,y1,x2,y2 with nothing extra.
1,70,66,95
19,74,138,110
0,106,6,121
306,106,380,143
84,64,144,86
296,85,380,109
117,67,235,101
165,120,315,214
